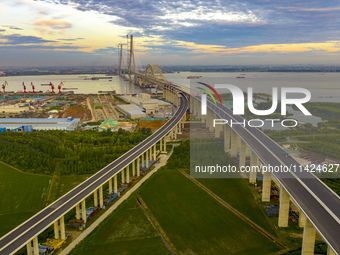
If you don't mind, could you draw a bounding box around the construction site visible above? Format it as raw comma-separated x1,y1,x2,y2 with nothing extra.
0,78,174,132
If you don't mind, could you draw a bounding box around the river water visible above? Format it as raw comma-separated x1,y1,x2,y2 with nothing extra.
1,72,339,129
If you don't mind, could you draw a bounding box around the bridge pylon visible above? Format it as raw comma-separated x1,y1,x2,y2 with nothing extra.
118,44,125,77
128,35,136,81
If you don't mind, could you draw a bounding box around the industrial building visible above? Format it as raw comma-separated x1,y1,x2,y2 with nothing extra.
0,117,80,131
116,104,146,119
118,93,172,117
0,104,29,113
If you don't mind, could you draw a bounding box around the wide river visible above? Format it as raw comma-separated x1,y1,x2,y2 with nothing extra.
1,72,339,129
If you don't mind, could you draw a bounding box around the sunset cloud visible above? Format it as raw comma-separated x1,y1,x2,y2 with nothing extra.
33,19,72,33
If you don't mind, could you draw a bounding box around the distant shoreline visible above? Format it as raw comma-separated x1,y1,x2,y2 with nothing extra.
1,70,339,78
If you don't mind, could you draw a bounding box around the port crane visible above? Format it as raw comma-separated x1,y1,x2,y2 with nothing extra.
22,82,27,93
2,81,8,93
57,82,64,93
31,82,36,93
49,82,55,93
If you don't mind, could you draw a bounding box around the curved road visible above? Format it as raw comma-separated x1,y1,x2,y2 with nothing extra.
0,93,188,255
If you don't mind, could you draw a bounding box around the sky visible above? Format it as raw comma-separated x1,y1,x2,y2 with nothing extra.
0,0,340,67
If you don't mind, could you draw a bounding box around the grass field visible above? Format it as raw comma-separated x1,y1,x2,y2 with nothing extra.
139,168,282,254
196,177,278,237
70,166,281,255
57,175,91,198
0,162,51,237
69,196,170,255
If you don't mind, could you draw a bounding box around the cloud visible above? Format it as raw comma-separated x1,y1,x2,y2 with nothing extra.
33,18,72,33
0,44,84,50
0,29,5,32
35,0,340,50
277,6,340,12
58,38,85,41
0,34,55,45
3,25,23,30
93,47,117,54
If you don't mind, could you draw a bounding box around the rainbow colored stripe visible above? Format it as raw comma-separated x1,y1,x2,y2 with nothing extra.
197,82,223,106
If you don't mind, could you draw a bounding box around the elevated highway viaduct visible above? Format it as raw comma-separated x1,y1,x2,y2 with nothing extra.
0,83,187,255
0,64,339,255
135,65,339,254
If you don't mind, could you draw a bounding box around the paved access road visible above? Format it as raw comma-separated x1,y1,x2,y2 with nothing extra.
0,93,188,255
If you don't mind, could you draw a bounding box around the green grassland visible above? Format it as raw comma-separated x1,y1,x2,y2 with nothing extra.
57,175,91,198
196,177,278,237
0,163,51,237
297,134,340,160
69,196,170,255
69,162,281,255
139,168,281,254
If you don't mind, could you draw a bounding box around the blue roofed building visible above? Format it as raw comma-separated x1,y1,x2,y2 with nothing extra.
0,117,80,131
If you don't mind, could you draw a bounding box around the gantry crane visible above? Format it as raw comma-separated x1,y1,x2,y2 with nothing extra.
2,81,8,93
31,82,36,93
22,82,27,93
49,82,55,93
58,82,64,93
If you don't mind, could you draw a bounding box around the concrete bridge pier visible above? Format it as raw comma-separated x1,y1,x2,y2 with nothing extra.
160,138,163,152
146,150,149,168
99,186,103,208
262,171,271,202
224,124,231,153
137,157,140,177
205,108,210,128
142,152,146,168
230,129,240,157
249,150,258,183
26,239,33,255
153,144,156,160
53,216,65,240
178,122,182,134
26,237,39,255
239,139,247,166
53,221,59,239
76,203,80,220
301,218,316,255
114,175,118,194
190,98,195,118
278,186,290,227
126,165,130,184
121,168,125,183
132,160,135,176
109,178,113,194
81,199,86,223
214,116,222,138
94,189,98,207
209,110,214,132
163,137,167,152
194,99,200,119
60,216,66,239
174,126,178,140
299,210,306,228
